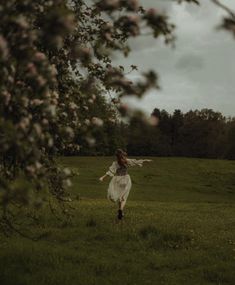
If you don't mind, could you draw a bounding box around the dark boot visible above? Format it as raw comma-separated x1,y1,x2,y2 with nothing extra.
117,209,123,220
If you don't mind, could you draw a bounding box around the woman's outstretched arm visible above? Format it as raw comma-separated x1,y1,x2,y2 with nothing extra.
127,159,152,167
99,161,117,182
99,174,108,182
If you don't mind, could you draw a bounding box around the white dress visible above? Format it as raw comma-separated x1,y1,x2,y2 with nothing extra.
106,159,146,206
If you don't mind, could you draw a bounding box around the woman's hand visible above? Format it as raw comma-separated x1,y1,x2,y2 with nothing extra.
99,175,106,182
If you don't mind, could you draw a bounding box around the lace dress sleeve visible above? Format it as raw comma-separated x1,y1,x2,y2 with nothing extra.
106,162,117,177
126,159,146,167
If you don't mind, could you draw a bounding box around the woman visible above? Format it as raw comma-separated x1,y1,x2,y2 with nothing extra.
99,149,152,220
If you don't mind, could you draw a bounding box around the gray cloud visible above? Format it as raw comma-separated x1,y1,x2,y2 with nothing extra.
175,53,204,71
114,0,235,116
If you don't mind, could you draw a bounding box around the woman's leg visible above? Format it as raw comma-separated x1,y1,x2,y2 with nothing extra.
117,178,130,220
117,199,125,220
118,200,125,211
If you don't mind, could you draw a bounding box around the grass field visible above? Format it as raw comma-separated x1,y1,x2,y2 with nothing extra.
1,157,235,285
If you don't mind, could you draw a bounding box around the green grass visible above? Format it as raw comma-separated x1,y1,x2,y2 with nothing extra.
1,157,235,285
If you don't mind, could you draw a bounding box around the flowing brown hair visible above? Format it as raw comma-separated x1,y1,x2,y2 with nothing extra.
116,149,127,167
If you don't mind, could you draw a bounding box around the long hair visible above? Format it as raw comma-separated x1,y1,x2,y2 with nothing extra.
116,149,127,167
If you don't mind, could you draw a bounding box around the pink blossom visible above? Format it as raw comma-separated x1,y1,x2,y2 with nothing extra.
99,0,120,10
127,0,139,11
34,52,47,61
27,63,37,76
128,14,140,23
148,115,159,126
147,8,157,17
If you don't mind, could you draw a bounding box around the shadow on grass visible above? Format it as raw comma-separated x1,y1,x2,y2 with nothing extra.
139,225,193,250
203,265,235,284
86,217,97,228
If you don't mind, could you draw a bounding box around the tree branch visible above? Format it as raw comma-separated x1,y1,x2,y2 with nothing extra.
211,0,235,18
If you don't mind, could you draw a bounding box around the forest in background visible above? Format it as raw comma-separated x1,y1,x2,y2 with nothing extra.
63,102,235,159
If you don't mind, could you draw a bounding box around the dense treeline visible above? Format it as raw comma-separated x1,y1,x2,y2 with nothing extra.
70,108,235,159
127,108,235,159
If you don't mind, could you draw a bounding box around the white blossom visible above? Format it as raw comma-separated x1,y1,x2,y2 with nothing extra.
46,105,57,117
69,102,78,110
15,15,29,29
26,165,36,175
34,123,42,136
50,64,58,77
35,161,42,170
84,119,90,126
65,126,74,138
63,168,71,176
92,117,104,127
37,75,47,87
31,99,43,106
48,138,54,147
2,91,11,105
63,178,72,187
86,136,96,146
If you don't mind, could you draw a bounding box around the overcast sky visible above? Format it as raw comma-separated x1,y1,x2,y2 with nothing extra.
114,0,235,116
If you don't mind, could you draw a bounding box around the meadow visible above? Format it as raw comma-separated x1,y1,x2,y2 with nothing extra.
0,157,235,285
